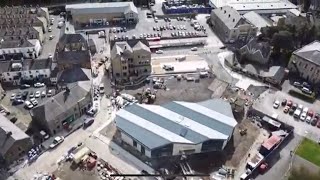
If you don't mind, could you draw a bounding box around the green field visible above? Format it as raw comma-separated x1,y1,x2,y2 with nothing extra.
296,138,320,167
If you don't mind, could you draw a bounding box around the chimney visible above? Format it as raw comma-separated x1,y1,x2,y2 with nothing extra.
233,18,235,22
6,131,12,137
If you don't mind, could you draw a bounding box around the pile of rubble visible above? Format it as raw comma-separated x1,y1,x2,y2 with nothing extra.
96,160,122,180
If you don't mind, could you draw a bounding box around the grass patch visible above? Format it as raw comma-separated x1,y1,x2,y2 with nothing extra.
296,138,320,167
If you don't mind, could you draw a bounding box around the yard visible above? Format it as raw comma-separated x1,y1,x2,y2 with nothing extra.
296,138,320,167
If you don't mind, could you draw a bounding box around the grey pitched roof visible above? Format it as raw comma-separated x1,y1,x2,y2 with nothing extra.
261,66,285,80
212,6,243,30
58,67,91,84
0,114,30,156
22,58,52,71
243,11,271,29
31,81,91,123
132,41,151,52
241,38,271,59
293,41,320,65
115,99,237,150
0,61,11,73
66,2,138,15
0,39,34,49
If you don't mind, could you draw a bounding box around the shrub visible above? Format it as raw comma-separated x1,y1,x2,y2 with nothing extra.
288,89,316,103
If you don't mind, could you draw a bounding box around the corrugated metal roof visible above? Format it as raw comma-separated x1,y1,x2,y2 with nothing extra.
243,11,271,29
66,2,138,15
115,99,237,150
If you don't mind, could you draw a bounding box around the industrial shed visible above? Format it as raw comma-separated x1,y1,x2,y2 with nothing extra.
115,99,238,158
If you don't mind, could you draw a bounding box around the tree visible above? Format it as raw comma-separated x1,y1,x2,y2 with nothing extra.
302,0,311,12
271,31,294,52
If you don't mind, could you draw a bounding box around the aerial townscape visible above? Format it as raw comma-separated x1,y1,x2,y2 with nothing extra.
1,0,320,180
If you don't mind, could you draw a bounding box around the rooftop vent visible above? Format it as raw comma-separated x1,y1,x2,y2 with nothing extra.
233,18,235,22
228,14,231,18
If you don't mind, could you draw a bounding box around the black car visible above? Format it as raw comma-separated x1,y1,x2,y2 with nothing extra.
12,99,24,105
311,118,318,126
83,118,94,128
292,103,298,110
22,91,29,100
289,108,295,115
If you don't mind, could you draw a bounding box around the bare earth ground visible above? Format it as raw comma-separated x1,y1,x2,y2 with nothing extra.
187,119,260,173
124,77,214,105
53,162,100,180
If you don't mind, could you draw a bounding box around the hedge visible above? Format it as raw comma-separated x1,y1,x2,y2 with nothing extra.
288,89,316,103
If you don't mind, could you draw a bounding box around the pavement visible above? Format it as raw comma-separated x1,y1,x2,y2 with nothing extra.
253,90,320,142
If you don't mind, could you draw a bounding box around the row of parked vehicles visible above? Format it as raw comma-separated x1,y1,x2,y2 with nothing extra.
273,99,320,127
153,24,187,31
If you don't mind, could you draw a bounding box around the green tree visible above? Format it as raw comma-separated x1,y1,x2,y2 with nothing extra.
302,0,311,12
271,31,294,52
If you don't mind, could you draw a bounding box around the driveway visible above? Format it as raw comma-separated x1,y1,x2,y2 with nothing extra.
253,90,320,141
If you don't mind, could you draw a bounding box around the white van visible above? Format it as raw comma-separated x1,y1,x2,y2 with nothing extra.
294,109,301,118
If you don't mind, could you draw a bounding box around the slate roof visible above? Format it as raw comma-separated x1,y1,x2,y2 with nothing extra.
0,61,11,73
30,81,91,123
111,40,150,60
293,41,320,65
66,2,138,15
0,114,30,156
22,58,52,71
58,67,91,84
211,6,243,30
241,38,271,59
0,39,34,49
115,99,237,150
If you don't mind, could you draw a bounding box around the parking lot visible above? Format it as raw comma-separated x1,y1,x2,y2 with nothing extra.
108,8,207,41
253,90,320,141
0,84,56,130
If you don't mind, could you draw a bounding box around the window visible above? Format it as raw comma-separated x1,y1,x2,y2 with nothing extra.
123,72,127,76
305,64,308,69
299,62,302,66
57,125,60,129
122,66,127,70
144,69,148,72
7,73,9,76
317,70,319,75
311,67,314,72
133,140,137,147
141,146,145,155
8,78,12,81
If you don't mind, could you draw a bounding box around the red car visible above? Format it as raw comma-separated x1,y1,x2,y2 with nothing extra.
308,109,314,117
287,100,293,107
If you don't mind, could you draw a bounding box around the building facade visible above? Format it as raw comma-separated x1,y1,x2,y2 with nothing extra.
0,58,51,85
111,40,151,83
210,6,258,43
66,2,138,27
0,114,33,164
30,81,92,135
115,99,237,158
288,41,320,84
0,39,41,60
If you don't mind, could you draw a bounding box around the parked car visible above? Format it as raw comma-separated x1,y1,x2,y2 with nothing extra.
306,116,312,123
20,84,31,89
15,92,22,100
41,91,46,97
311,118,318,126
156,50,163,54
163,65,174,71
273,100,280,109
281,99,287,106
300,112,307,121
29,91,35,98
86,108,97,117
83,118,95,128
307,109,314,117
12,99,24,105
34,82,45,88
40,130,50,140
293,82,302,88
286,100,293,107
301,87,312,95
294,109,301,118
22,91,29,100
289,108,295,115
31,99,38,106
191,47,198,51
35,91,41,98
283,106,289,113
292,103,298,110
49,136,64,149
47,90,53,97
24,101,33,109
10,94,16,101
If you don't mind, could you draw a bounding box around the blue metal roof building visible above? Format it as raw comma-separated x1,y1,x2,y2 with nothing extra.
115,99,237,158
